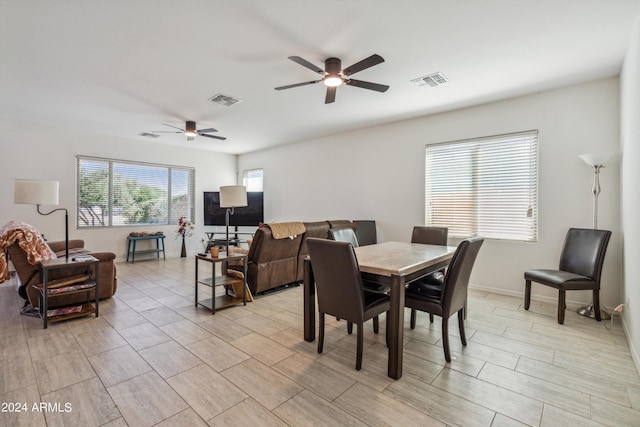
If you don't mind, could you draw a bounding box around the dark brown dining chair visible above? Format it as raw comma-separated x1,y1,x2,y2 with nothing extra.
330,227,388,297
409,226,449,327
405,237,484,363
524,228,611,324
329,227,360,248
307,238,390,370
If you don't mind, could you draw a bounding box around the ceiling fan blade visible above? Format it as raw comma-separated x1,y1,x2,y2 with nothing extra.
197,128,218,133
200,133,227,141
275,80,321,90
325,86,336,104
152,131,182,133
343,54,385,76
288,56,324,74
346,79,390,93
161,123,185,131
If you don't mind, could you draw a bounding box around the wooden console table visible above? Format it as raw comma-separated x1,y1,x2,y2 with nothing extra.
126,235,166,263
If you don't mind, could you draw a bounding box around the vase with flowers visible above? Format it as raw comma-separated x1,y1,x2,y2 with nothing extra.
176,216,194,257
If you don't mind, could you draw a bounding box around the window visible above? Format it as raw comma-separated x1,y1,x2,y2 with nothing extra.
425,130,538,242
243,168,264,192
77,156,195,228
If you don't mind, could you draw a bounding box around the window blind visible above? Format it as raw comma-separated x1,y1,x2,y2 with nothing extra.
243,168,264,192
425,130,538,242
77,156,195,228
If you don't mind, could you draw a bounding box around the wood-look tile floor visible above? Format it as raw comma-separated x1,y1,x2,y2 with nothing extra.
1,257,639,426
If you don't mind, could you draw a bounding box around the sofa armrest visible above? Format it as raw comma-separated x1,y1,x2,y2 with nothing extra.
87,251,116,263
48,239,85,253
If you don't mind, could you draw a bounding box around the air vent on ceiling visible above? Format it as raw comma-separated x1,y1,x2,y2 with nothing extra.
139,132,160,138
208,93,242,106
411,72,449,88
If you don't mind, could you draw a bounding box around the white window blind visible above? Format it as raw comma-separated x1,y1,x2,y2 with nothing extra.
425,130,538,242
77,156,195,228
243,169,264,192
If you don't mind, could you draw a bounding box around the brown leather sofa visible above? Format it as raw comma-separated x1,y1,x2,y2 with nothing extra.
240,220,357,294
8,239,117,308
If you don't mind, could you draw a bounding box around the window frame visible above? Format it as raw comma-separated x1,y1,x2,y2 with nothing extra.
424,130,539,242
76,155,195,229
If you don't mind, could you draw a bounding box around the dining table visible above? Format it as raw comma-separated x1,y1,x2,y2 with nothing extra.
303,241,457,380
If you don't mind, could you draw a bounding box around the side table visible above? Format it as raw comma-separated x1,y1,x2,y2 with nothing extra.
195,254,248,314
38,257,99,329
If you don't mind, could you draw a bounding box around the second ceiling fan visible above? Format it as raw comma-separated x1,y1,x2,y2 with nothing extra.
275,54,389,104
152,121,227,141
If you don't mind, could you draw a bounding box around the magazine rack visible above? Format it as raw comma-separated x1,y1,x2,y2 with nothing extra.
37,256,99,328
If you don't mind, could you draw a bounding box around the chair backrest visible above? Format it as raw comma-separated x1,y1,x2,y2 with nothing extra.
442,237,484,314
329,227,360,248
354,220,377,246
559,228,611,282
307,238,365,322
411,226,448,246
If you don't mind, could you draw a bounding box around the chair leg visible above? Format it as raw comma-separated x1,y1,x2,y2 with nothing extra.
318,313,325,353
410,309,416,329
458,309,467,346
558,290,565,324
524,280,531,310
429,313,434,323
373,316,379,334
593,290,602,321
442,317,451,363
347,322,353,334
356,323,363,370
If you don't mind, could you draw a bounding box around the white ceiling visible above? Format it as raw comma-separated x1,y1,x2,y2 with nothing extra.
1,0,639,154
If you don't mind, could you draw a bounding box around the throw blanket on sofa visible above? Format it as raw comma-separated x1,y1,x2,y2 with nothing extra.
0,221,55,284
267,222,307,239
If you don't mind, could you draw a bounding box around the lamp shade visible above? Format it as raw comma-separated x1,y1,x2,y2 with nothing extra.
14,180,59,205
579,153,611,167
219,185,248,208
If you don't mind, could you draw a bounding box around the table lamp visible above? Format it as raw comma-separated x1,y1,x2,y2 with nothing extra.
14,179,69,259
219,185,247,254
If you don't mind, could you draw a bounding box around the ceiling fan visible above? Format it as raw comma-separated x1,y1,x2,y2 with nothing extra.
275,54,389,104
152,121,227,141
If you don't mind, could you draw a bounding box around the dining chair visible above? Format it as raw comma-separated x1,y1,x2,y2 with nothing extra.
409,226,449,327
524,228,611,324
405,237,484,362
307,238,390,370
330,227,389,296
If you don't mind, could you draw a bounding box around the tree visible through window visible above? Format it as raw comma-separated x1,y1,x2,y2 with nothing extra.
425,130,538,242
77,156,195,228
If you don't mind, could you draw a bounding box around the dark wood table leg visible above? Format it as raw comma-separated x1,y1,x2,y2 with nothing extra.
388,274,405,379
303,258,315,342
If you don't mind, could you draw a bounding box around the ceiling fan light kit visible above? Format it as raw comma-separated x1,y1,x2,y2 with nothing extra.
275,54,389,104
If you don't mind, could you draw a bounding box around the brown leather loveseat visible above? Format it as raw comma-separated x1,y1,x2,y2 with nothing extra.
241,220,356,294
8,239,117,308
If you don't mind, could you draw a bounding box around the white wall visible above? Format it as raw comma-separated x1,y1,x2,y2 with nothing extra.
239,78,622,309
621,15,640,368
0,118,237,260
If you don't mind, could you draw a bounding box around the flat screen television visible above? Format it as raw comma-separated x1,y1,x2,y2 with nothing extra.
203,191,264,226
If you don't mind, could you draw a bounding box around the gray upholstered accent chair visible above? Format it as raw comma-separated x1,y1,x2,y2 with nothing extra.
524,228,611,324
409,226,449,327
307,238,390,370
405,237,484,362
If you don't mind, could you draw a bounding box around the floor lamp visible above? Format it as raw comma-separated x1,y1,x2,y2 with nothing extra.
14,179,69,259
577,153,611,319
219,185,247,255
